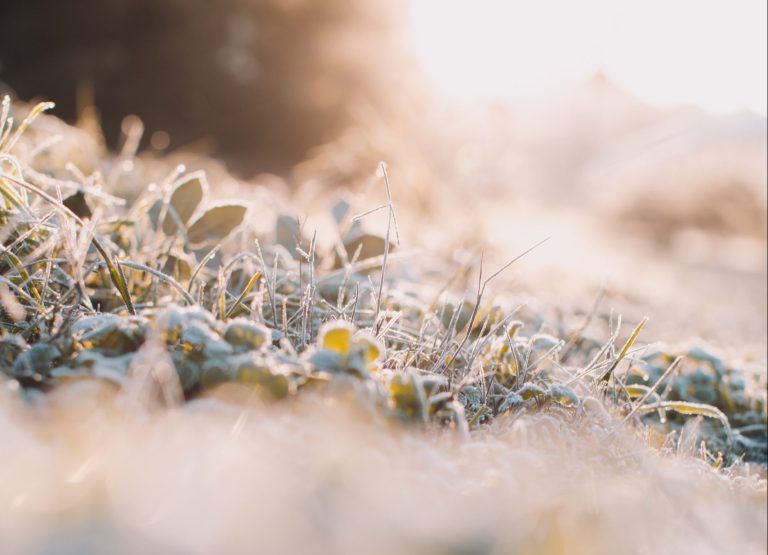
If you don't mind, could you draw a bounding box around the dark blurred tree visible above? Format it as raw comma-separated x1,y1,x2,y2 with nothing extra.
0,0,410,175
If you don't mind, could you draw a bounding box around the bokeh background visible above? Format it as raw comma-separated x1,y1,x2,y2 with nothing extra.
1,0,766,349
0,0,412,174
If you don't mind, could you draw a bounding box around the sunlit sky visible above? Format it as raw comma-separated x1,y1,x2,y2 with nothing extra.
408,0,767,115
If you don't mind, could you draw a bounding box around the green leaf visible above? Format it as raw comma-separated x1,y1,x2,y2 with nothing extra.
686,346,725,375
0,335,28,368
516,382,547,400
224,319,271,351
440,300,474,332
163,174,205,235
353,334,385,364
275,213,300,253
388,373,425,420
459,385,482,409
549,384,579,407
63,190,92,219
498,393,524,413
66,351,133,383
308,349,345,372
79,318,145,356
532,333,561,351
236,358,291,399
187,204,247,244
11,343,61,377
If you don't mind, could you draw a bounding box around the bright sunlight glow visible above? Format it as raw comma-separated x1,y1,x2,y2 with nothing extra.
408,0,768,115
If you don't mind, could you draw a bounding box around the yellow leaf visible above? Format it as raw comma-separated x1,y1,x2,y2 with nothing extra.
319,321,355,354
355,335,385,364
625,384,650,398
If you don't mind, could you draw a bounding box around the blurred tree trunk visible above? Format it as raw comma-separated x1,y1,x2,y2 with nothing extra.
0,0,409,176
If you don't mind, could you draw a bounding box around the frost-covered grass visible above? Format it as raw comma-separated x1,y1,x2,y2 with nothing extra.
0,98,765,554
2,383,766,555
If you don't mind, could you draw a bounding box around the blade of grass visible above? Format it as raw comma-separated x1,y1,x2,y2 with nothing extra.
598,316,648,384
187,244,220,293
224,270,262,319
112,256,136,315
1,101,56,153
2,173,136,314
607,355,684,437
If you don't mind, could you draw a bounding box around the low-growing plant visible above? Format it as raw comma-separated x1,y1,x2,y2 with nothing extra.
0,96,764,469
